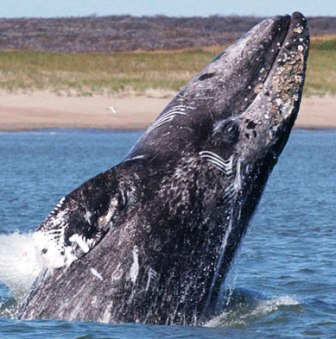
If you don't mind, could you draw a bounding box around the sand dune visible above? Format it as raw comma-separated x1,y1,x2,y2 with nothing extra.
0,92,335,131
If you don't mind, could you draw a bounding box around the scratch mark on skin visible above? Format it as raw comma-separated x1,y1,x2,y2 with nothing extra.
129,246,139,284
199,151,234,175
145,267,159,291
90,268,104,281
124,155,145,162
146,105,196,133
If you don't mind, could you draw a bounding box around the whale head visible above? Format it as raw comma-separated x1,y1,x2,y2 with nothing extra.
129,12,309,166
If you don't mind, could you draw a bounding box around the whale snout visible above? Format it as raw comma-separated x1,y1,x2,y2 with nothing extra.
258,12,309,143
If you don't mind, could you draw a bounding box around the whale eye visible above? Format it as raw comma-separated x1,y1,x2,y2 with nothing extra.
41,248,48,254
213,119,240,146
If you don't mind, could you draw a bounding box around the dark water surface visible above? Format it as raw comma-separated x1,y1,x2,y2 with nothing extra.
0,129,335,338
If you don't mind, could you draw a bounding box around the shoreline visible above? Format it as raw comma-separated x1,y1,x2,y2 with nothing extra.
0,92,335,131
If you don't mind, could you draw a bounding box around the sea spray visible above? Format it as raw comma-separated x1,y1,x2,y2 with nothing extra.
204,290,300,328
0,232,43,300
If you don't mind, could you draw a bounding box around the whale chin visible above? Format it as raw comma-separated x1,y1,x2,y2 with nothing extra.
18,12,309,325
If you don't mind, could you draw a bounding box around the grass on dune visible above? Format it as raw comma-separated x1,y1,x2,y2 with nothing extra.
305,38,336,96
0,49,215,95
0,40,334,96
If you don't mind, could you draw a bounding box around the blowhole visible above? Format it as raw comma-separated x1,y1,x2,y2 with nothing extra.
198,72,216,81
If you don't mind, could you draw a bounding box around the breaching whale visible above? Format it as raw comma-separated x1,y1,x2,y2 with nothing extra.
17,12,309,325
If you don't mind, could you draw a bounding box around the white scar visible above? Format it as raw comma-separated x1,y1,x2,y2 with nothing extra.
129,245,139,284
90,267,103,281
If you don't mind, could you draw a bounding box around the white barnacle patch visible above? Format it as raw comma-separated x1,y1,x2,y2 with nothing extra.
254,83,263,93
129,245,139,284
280,102,292,118
69,234,90,253
293,94,299,102
97,197,119,228
90,267,103,281
297,45,304,52
293,26,304,34
275,98,283,107
199,151,234,176
282,53,288,63
146,105,195,133
84,210,92,225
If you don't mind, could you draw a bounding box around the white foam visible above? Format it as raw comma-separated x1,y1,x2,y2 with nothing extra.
204,294,300,328
248,295,299,317
0,232,43,300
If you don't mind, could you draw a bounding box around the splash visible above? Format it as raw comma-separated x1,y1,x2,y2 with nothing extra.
204,289,300,328
0,232,43,300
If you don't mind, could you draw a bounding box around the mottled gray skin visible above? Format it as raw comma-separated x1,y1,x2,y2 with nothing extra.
18,12,309,325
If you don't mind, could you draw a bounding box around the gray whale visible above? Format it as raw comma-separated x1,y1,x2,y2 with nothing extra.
18,12,309,325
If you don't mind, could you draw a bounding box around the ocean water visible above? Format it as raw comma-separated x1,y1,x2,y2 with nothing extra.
0,129,335,338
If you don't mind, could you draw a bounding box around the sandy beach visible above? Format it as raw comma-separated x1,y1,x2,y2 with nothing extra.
0,92,335,131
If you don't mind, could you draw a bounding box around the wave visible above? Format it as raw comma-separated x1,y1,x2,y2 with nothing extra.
204,288,300,328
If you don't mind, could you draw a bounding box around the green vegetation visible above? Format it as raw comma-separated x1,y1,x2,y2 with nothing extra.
0,49,214,95
306,38,336,96
0,41,335,96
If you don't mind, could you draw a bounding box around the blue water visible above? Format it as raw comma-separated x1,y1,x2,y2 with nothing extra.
0,129,335,338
